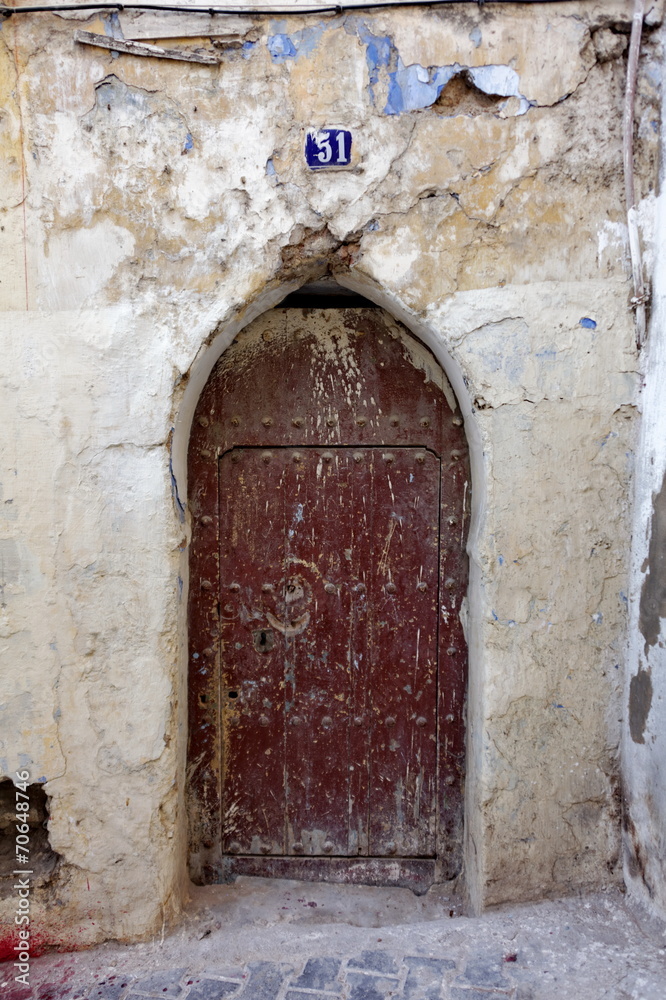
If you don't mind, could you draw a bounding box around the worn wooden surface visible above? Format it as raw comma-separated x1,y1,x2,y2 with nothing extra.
188,308,469,884
74,29,223,64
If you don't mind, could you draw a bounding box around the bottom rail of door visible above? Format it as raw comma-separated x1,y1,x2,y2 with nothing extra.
204,856,445,895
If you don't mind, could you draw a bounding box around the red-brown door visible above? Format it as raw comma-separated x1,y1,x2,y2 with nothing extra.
187,307,468,891
218,446,440,858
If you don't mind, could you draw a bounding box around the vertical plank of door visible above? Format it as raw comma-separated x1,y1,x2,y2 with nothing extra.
437,447,469,873
367,449,440,857
281,449,356,855
218,449,287,855
348,450,372,856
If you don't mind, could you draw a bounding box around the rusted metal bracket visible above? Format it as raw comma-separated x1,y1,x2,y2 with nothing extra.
74,29,225,64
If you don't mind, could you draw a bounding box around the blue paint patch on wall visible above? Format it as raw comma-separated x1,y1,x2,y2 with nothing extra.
266,157,277,177
490,609,517,627
386,59,458,115
268,33,297,61
358,24,393,103
498,555,504,566
267,22,328,63
182,133,194,154
599,430,618,447
169,447,185,522
242,40,257,58
104,11,123,38
579,317,597,329
385,60,531,116
103,10,123,58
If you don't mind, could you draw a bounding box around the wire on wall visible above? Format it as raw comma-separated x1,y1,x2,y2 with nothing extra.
0,1,608,18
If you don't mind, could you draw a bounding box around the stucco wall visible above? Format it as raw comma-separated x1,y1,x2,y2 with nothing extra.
0,0,662,946
623,17,666,922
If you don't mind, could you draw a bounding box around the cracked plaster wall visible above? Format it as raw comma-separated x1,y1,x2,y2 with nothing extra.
0,0,663,944
623,17,666,923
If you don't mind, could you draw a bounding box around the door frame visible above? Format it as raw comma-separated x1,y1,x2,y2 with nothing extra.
172,276,485,910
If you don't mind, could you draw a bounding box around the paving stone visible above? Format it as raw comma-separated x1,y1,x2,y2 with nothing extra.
86,980,134,1000
202,972,245,983
128,967,186,997
403,957,456,1000
448,990,510,1000
347,953,399,976
286,992,341,1000
346,974,401,1000
185,980,242,1000
290,958,342,993
242,963,293,1000
513,987,535,1000
454,956,508,990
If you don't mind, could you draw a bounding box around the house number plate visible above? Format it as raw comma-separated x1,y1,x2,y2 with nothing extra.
305,128,352,170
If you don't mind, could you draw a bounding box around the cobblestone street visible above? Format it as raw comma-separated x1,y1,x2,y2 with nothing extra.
2,880,665,1000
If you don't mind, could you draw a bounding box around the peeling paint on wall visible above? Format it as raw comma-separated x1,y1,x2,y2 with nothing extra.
639,469,666,653
629,667,653,744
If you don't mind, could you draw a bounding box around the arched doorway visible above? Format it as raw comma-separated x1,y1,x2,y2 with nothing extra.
187,296,469,893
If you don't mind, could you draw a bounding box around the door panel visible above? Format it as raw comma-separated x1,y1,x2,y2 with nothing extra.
218,449,287,856
281,449,359,857
217,447,440,859
367,449,440,857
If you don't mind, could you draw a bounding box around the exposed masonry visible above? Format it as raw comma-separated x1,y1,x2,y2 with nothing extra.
0,781,60,898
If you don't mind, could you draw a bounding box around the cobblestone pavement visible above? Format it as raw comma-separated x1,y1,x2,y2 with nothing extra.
1,881,665,1000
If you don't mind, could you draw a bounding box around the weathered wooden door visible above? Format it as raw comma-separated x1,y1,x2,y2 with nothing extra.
188,307,469,892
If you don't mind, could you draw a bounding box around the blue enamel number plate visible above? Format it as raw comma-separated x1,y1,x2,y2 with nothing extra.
305,128,352,170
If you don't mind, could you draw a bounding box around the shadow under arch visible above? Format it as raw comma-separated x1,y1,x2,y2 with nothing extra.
171,273,487,914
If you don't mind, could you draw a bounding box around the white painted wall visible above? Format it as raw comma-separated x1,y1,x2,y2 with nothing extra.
623,22,666,920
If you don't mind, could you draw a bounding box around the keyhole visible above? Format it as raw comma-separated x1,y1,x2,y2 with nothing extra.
252,627,275,653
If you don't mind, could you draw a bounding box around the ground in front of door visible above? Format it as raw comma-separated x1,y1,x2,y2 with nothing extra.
1,880,665,1000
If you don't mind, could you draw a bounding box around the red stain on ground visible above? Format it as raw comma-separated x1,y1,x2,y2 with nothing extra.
0,929,49,963
0,926,98,967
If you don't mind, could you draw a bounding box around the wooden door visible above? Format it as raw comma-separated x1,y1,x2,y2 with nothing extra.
188,308,468,892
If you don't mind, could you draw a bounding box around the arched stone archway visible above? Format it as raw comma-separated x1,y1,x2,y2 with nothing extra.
184,296,474,894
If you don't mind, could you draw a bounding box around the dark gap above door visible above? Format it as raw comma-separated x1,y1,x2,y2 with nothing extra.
281,278,378,309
